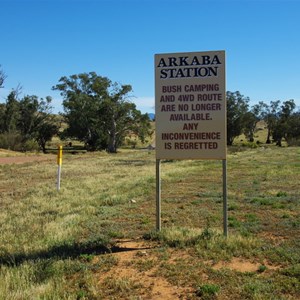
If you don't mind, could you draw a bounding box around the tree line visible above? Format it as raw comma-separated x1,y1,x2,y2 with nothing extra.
0,66,299,153
0,68,152,153
227,91,300,146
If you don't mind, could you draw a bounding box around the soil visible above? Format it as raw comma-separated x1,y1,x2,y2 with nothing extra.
95,238,277,299
98,238,194,299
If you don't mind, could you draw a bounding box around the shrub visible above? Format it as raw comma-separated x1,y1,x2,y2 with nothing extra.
0,132,23,151
196,284,220,298
22,139,40,152
0,133,40,152
286,138,300,146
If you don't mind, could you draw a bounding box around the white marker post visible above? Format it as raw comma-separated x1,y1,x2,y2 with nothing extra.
57,145,63,191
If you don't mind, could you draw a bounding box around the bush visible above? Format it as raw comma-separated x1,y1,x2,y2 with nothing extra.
22,139,40,152
0,132,23,151
0,133,40,152
286,138,300,146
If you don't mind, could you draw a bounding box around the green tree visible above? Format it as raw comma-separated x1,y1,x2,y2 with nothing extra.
35,118,59,152
53,72,151,152
53,73,110,150
254,100,280,144
98,83,152,153
284,111,300,145
4,90,20,133
1,91,59,152
18,95,59,152
242,111,259,142
272,100,296,146
0,103,6,133
18,95,39,140
0,87,22,151
226,91,250,145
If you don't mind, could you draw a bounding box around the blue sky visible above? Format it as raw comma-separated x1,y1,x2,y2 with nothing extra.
1,0,300,114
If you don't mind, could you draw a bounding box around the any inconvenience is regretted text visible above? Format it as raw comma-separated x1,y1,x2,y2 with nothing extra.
164,142,219,150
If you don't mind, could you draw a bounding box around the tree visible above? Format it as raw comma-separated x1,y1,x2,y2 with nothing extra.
4,90,20,133
35,118,59,152
0,65,6,89
18,95,39,140
53,73,111,150
226,91,250,145
53,72,151,152
0,68,58,152
0,103,6,133
35,97,60,152
254,100,281,144
284,111,300,145
0,91,59,152
98,83,152,152
18,95,59,152
242,111,259,142
1,86,23,151
272,100,296,146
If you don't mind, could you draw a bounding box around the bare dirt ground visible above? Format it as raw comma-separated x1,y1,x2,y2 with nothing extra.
101,239,194,299
95,238,269,299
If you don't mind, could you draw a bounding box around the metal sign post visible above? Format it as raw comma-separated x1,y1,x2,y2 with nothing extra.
156,159,161,231
223,159,228,237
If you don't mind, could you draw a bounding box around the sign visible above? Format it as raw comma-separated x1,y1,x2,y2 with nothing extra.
155,50,226,160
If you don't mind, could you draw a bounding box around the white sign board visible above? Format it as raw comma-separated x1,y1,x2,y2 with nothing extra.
155,50,226,160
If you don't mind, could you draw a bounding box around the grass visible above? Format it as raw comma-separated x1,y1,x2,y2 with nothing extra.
195,284,220,298
0,146,300,299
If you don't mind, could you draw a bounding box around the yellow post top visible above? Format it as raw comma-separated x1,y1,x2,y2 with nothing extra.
57,145,63,165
